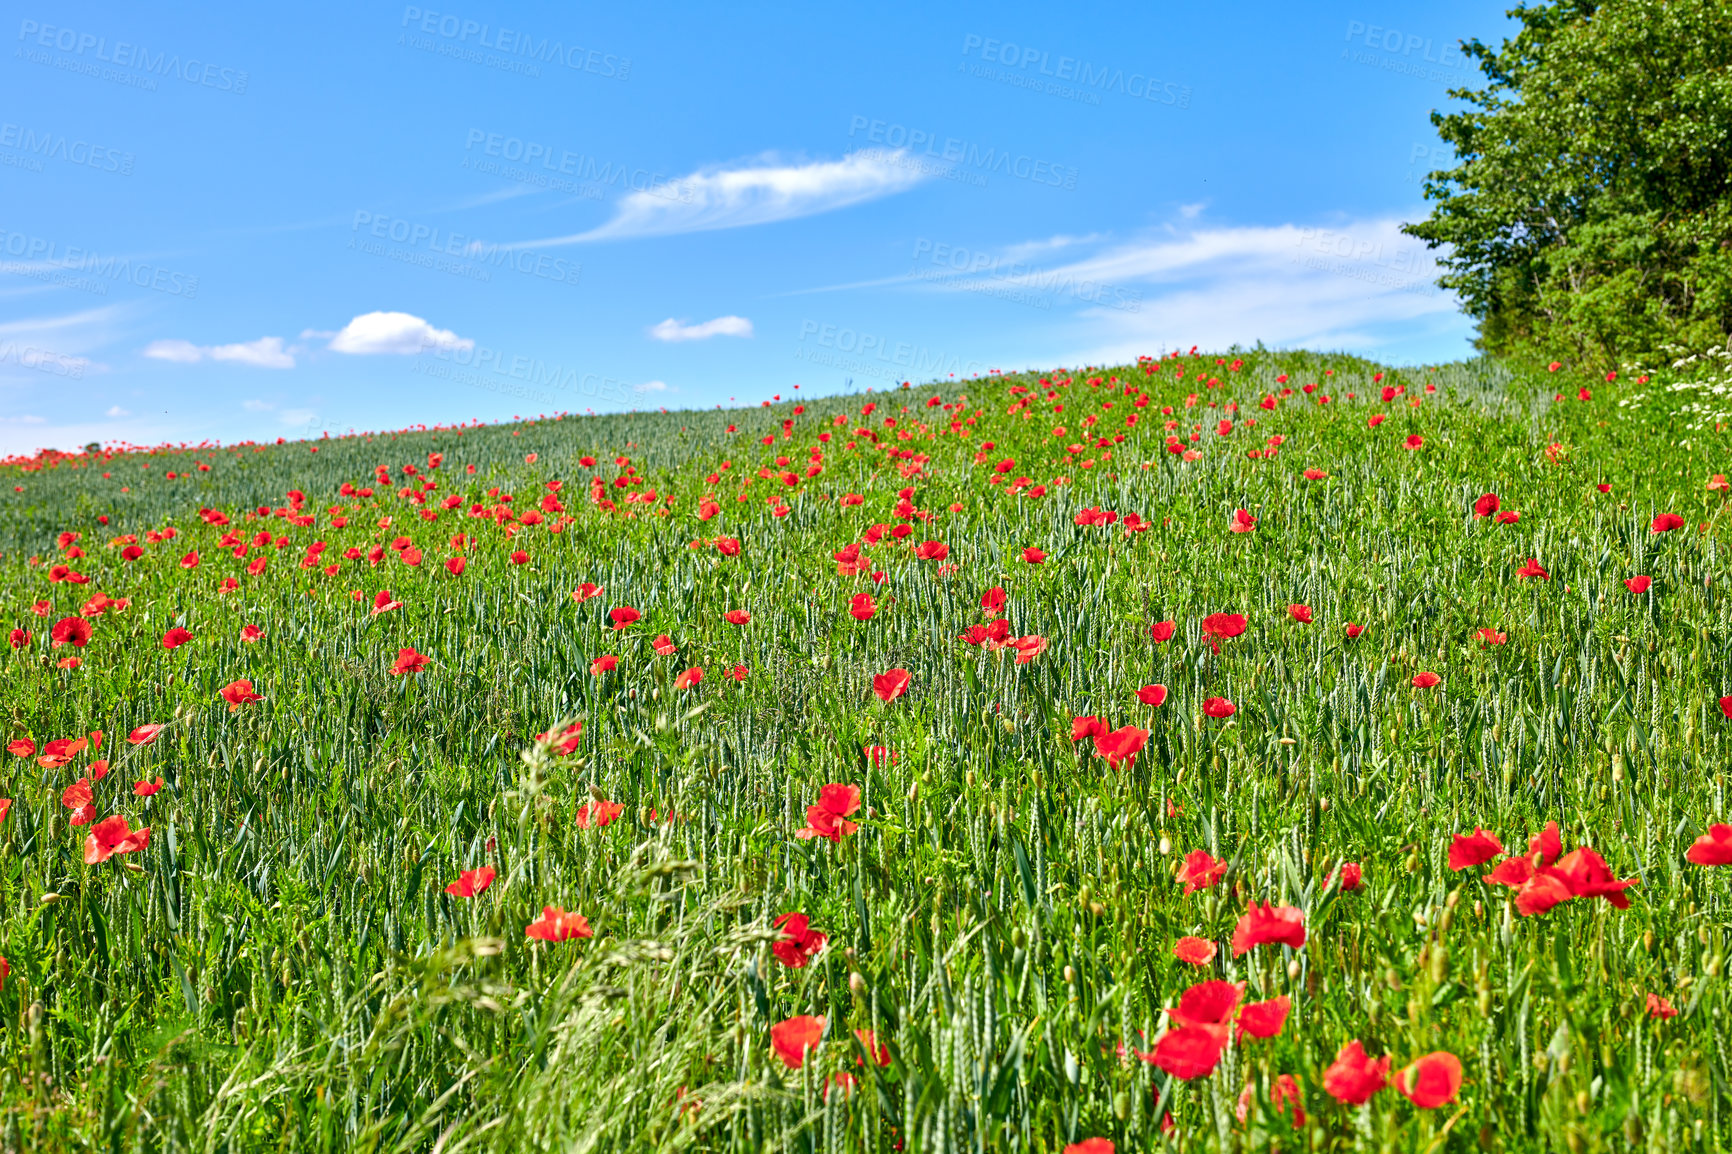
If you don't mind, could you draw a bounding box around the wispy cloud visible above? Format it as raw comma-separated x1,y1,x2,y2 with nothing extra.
648,315,753,342
1032,217,1464,362
634,380,672,393
144,336,295,369
509,151,929,247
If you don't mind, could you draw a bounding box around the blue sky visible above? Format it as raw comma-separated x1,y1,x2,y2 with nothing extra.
0,0,1512,454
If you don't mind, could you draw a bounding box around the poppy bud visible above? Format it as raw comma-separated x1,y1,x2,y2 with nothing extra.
1286,959,1301,980
849,972,866,996
1063,965,1076,985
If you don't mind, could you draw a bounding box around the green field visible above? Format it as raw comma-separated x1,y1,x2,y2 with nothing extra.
2,349,1729,1152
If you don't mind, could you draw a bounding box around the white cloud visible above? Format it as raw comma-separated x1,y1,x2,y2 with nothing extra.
0,414,46,425
242,399,275,412
211,337,294,369
105,405,128,417
648,315,754,342
328,311,473,356
279,408,318,426
635,380,672,393
509,151,929,247
144,336,294,369
142,339,204,364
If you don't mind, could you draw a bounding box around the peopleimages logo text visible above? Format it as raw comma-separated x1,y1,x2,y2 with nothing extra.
399,7,629,78
350,212,581,286
846,117,1077,189
0,122,132,174
960,35,1190,107
17,20,248,92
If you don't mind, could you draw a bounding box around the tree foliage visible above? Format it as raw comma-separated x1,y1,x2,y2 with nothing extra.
1404,0,1732,369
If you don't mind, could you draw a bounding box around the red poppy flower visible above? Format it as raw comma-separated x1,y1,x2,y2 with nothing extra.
1022,547,1046,564
84,815,150,864
524,906,593,942
179,550,200,569
1236,995,1290,1040
1625,575,1651,594
1403,434,1423,450
795,783,861,842
572,582,604,603
372,590,403,615
1070,716,1108,742
1141,1023,1227,1080
1323,1041,1390,1105
590,654,618,675
1476,628,1506,646
1483,856,1535,887
5,739,34,759
1653,513,1685,533
609,606,641,630
1396,1052,1462,1109
854,1028,890,1067
1063,1140,1113,1154
1473,493,1499,518
1093,725,1148,767
535,721,583,754
1331,861,1363,892
51,616,92,648
1448,827,1503,870
849,593,876,621
872,668,911,702
247,556,268,576
1228,509,1257,534
134,778,164,797
722,609,751,626
771,912,828,968
1496,510,1521,524
674,666,702,690
1177,850,1227,893
241,624,264,643
508,550,529,565
1345,623,1364,639
980,586,1007,616
1232,902,1305,955
444,556,467,576
1687,824,1732,865
771,1015,826,1069
1646,993,1678,1019
1303,468,1328,480
1412,671,1440,688
61,777,93,814
8,628,28,649
653,634,677,655
1287,604,1312,624
1516,558,1550,579
575,799,624,828
161,627,193,649
1137,684,1169,707
444,866,493,897
219,679,263,710
1199,613,1247,652
1529,820,1562,864
1173,936,1216,965
389,647,430,675
127,724,164,746
1150,620,1176,643
1202,697,1235,719
728,664,749,681
1011,635,1047,663
914,540,949,561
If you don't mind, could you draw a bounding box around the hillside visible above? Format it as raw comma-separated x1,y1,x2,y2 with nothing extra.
1,349,1728,1152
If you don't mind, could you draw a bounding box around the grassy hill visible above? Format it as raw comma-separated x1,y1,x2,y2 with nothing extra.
0,349,1728,1152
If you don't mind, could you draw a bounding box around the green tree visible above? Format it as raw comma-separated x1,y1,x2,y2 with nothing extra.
1404,0,1732,370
